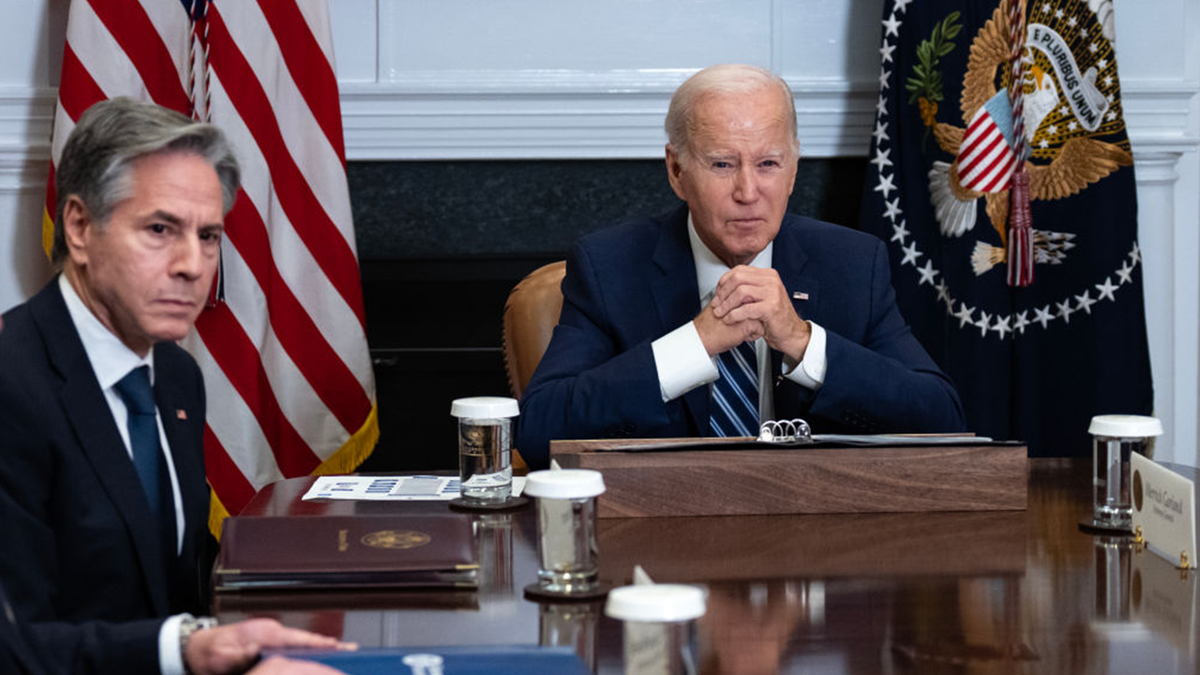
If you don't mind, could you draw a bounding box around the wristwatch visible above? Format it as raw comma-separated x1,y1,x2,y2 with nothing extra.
178,614,219,675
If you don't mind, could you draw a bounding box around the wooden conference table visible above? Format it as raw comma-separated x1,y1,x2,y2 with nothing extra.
214,459,1198,674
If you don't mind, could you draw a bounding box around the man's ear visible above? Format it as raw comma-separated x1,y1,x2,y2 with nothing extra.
60,195,94,267
665,145,688,202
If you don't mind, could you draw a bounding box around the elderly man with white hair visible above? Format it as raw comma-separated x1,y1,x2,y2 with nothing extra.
517,64,965,468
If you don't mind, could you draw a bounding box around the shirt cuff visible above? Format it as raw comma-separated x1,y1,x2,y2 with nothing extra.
159,613,187,675
651,322,720,402
782,321,827,390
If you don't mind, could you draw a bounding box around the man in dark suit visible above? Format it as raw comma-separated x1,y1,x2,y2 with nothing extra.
0,98,249,671
0,312,352,675
517,64,965,468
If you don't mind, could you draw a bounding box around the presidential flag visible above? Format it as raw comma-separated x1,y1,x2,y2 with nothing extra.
861,0,1152,456
46,0,378,533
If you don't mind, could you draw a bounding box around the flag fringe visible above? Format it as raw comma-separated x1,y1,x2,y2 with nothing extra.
207,488,231,540
42,207,54,260
207,404,380,540
315,403,380,476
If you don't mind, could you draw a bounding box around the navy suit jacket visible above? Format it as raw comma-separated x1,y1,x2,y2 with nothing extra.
517,206,965,468
0,279,212,624
1,576,161,675
0,581,49,675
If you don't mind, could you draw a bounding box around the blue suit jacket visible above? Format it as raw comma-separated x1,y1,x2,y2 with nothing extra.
517,206,965,468
0,280,212,624
0,581,49,675
0,574,161,675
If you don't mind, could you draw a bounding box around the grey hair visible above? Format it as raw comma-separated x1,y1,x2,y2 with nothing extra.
664,64,799,163
51,97,241,267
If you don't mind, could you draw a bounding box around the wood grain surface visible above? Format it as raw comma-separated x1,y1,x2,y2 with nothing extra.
551,441,1028,517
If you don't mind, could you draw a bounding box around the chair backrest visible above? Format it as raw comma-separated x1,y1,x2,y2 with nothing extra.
502,261,566,399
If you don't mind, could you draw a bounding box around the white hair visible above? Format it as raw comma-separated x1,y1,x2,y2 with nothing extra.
664,64,799,162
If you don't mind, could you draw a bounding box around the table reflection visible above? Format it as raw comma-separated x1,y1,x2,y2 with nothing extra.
699,581,811,675
539,600,603,672
215,460,1197,674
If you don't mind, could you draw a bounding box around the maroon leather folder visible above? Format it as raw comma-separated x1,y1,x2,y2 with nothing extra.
215,514,478,590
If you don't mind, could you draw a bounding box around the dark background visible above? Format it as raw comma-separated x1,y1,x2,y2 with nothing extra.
352,158,868,472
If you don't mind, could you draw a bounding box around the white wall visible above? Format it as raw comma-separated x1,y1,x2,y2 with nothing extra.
0,1,61,310
2,0,1197,465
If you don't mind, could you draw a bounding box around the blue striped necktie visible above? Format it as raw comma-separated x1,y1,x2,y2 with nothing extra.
710,341,760,437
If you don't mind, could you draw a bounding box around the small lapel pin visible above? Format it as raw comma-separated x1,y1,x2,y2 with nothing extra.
176,409,188,420
792,291,810,301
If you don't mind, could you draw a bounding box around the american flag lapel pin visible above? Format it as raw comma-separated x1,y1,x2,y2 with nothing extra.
792,291,810,301
176,409,188,420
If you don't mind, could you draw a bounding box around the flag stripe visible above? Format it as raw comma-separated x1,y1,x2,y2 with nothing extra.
965,139,1012,187
956,91,1018,196
217,242,358,453
256,0,346,165
206,8,366,329
293,0,337,72
203,70,368,374
959,123,1016,193
142,0,192,45
208,11,360,296
202,423,257,516
221,194,372,432
977,155,1016,193
194,302,323,476
958,127,1005,176
89,0,189,112
57,43,106,124
50,96,79,163
46,42,104,242
963,110,993,139
66,0,154,104
186,332,285,487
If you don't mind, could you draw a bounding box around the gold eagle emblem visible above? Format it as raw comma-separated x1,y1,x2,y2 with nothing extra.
926,0,1131,274
361,529,431,550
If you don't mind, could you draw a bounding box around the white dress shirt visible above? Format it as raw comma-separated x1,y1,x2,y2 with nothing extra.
649,215,828,424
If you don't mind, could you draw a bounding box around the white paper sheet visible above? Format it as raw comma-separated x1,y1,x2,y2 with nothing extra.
302,475,526,501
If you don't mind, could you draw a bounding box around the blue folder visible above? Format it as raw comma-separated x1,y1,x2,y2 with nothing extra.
274,645,591,674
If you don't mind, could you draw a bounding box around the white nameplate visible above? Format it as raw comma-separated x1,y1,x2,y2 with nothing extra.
1130,454,1197,569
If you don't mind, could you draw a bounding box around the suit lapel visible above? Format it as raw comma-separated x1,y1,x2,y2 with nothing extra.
649,206,709,430
30,282,170,616
771,216,821,406
772,215,820,319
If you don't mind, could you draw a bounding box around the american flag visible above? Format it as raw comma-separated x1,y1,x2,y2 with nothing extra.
953,89,1018,193
44,0,378,535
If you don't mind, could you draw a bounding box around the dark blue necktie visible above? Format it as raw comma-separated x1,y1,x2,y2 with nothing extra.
114,366,163,513
710,341,760,437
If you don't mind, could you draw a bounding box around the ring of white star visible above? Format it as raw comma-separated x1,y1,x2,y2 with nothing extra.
872,0,1141,341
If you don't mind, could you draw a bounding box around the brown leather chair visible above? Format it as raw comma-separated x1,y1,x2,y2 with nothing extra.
502,261,566,473
502,261,566,399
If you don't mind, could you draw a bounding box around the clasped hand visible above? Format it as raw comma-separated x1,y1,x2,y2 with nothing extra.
694,266,810,361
